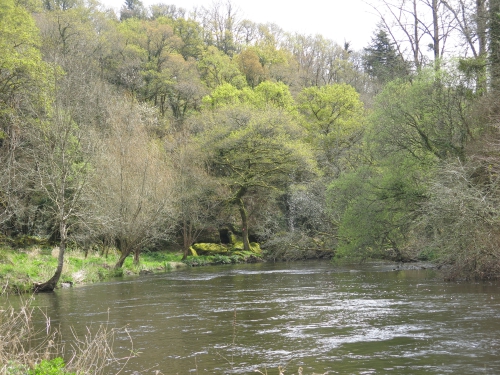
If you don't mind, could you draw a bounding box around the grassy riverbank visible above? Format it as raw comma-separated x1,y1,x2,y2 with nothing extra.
0,246,188,294
0,244,265,295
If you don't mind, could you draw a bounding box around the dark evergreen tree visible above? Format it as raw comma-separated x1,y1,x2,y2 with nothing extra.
363,28,409,83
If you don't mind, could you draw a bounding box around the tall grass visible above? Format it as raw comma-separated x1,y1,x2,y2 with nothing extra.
0,298,134,374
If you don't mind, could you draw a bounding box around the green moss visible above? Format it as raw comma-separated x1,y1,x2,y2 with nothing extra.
191,243,229,255
189,247,198,256
250,242,262,254
229,232,238,244
232,241,244,250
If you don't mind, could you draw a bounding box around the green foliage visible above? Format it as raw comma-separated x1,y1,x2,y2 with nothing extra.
0,0,53,115
203,81,296,111
328,144,428,261
198,46,246,89
212,254,232,264
370,69,476,161
29,357,75,375
297,83,365,175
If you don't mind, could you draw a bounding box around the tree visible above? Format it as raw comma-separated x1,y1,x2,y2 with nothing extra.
169,128,223,259
197,46,246,89
197,1,242,56
236,48,266,87
297,83,365,176
0,0,53,231
370,69,476,162
441,0,487,92
90,98,175,268
328,159,427,262
0,0,52,118
490,0,500,90
200,106,315,250
31,108,94,292
363,28,410,83
368,0,456,71
120,0,146,20
416,158,500,280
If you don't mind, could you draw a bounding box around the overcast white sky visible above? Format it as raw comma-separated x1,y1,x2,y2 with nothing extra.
99,0,380,50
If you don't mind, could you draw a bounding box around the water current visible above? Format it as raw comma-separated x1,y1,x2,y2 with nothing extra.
4,261,500,374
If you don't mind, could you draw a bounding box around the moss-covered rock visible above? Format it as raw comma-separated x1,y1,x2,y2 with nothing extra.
190,243,229,255
250,242,262,254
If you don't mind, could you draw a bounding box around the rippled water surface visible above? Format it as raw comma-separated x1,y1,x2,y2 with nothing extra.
6,261,500,374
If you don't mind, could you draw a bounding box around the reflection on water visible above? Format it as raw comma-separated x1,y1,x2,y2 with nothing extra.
3,261,500,374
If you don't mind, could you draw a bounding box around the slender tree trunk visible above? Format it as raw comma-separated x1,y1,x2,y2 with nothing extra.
477,0,488,93
233,186,250,251
238,198,250,251
490,0,500,90
182,219,191,260
414,0,421,70
432,0,440,70
34,222,67,292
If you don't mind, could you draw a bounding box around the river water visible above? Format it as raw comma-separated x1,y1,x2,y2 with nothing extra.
5,261,500,374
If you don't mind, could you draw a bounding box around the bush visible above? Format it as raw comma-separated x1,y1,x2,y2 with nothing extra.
29,358,74,375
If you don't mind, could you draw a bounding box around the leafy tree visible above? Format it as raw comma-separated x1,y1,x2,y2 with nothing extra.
200,105,316,250
236,48,266,87
202,82,244,109
297,83,365,176
169,129,223,259
0,0,53,230
328,159,427,262
252,81,295,110
171,17,204,60
202,81,295,111
198,46,246,89
0,0,52,117
371,69,476,162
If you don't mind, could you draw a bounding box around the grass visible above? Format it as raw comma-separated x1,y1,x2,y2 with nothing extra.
0,244,263,294
0,246,185,295
0,298,135,375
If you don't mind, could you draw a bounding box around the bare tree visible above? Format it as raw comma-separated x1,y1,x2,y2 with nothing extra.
31,107,94,292
367,0,456,71
196,1,243,56
90,98,175,268
168,128,223,259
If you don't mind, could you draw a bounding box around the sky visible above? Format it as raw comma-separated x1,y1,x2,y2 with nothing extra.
99,0,380,50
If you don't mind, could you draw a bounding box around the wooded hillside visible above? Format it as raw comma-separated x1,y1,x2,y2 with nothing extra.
1,0,500,285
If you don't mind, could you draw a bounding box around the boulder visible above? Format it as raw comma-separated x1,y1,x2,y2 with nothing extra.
190,243,229,255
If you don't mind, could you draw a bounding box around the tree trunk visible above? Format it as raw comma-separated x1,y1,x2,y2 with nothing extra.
115,248,131,269
490,0,500,90
34,222,67,292
182,219,191,260
133,249,140,265
238,198,250,251
432,0,440,70
413,0,421,70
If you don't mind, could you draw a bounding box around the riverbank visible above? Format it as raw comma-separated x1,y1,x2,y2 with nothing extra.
0,245,263,295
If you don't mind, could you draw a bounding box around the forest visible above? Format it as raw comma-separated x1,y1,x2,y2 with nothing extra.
1,0,500,291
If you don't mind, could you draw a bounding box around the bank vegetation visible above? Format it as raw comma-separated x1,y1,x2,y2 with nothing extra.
1,0,500,290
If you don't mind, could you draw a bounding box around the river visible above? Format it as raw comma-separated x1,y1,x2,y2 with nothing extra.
4,261,500,374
